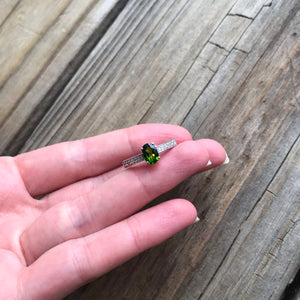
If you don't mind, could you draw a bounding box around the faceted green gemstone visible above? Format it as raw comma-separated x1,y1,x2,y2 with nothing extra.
142,143,160,164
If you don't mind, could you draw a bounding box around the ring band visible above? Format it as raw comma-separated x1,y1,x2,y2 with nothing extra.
122,139,177,168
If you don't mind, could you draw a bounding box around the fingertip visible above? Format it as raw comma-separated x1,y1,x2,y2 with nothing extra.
161,199,198,228
177,199,198,226
197,139,227,166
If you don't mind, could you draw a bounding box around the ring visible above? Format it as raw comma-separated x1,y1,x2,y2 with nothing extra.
122,139,177,168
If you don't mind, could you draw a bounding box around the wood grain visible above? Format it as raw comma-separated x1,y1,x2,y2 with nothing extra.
0,0,299,299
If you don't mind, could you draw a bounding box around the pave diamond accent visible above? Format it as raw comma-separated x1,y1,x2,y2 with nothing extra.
123,153,144,168
157,139,177,153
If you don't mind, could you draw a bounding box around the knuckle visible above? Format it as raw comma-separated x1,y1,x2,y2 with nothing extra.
69,240,92,283
126,215,144,253
66,199,93,234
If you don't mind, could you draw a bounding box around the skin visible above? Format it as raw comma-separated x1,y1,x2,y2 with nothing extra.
0,124,226,300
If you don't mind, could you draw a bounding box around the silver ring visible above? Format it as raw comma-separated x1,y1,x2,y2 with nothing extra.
122,139,177,168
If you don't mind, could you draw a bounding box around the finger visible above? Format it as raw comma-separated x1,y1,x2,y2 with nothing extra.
44,138,227,206
21,199,197,300
197,139,229,171
21,139,226,264
14,124,192,196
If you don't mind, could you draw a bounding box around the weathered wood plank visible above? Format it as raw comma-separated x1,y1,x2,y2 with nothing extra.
171,5,300,297
209,15,252,51
0,0,72,87
202,138,300,299
184,0,300,135
0,0,19,26
230,0,272,19
0,0,89,124
15,0,238,152
0,0,127,154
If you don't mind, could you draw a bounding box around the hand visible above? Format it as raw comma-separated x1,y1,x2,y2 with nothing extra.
0,124,226,300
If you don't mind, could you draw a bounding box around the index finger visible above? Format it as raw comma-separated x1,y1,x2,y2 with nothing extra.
14,124,192,196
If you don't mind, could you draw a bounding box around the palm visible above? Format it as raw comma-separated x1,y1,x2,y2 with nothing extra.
0,125,226,300
0,157,38,298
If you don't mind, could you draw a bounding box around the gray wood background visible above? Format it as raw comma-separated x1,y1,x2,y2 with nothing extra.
0,0,299,299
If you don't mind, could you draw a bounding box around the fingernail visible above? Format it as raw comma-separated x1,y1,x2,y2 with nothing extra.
194,216,200,223
206,160,212,166
222,153,230,165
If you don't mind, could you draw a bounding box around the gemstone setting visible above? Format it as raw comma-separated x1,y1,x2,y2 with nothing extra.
142,143,160,164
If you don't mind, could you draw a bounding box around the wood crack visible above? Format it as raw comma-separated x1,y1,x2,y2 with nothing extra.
266,189,277,198
233,47,249,54
278,220,297,243
208,41,229,53
228,13,254,20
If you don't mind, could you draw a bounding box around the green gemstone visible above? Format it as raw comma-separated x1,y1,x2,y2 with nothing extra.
142,143,160,164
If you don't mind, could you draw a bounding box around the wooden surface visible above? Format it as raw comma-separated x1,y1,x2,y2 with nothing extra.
0,0,299,299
